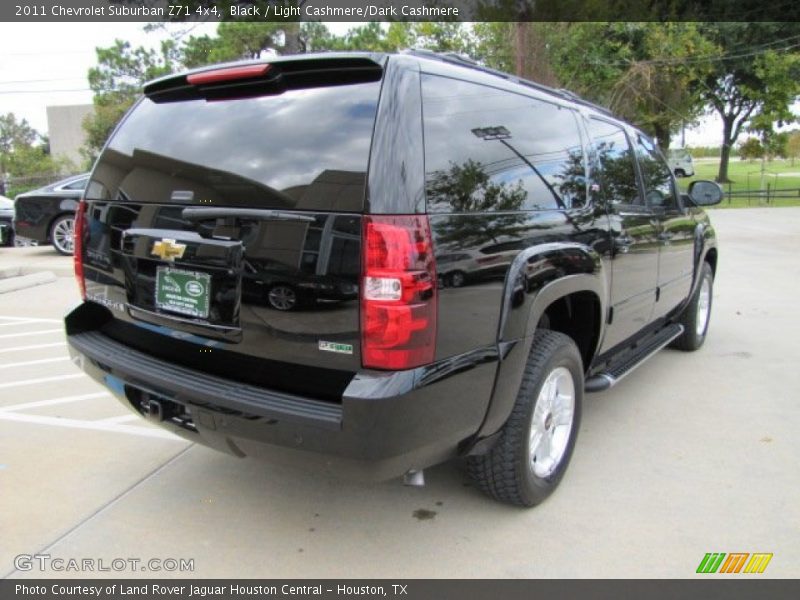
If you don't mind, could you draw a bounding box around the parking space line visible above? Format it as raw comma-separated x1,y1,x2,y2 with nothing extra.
0,342,66,354
0,320,37,328
1,392,110,412
0,373,84,389
0,315,62,323
0,410,183,440
0,329,63,339
98,414,139,424
0,356,70,369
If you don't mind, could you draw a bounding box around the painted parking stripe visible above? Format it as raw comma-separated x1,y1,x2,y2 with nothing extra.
0,342,66,354
0,411,183,441
0,356,70,369
0,320,37,328
0,329,63,339
0,315,61,323
0,391,110,412
0,373,84,389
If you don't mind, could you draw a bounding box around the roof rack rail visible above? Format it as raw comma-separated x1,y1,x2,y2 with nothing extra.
403,49,614,117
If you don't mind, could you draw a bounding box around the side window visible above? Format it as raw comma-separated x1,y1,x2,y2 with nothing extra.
587,118,641,206
62,177,89,191
422,75,587,212
634,134,678,210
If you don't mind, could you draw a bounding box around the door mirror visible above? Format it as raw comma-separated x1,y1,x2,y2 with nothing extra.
688,180,723,206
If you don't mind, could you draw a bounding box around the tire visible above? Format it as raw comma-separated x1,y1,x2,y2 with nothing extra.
50,214,75,256
467,330,583,507
670,262,713,351
449,270,466,288
266,284,298,311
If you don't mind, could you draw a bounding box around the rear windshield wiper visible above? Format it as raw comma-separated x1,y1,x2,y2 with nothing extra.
181,207,316,223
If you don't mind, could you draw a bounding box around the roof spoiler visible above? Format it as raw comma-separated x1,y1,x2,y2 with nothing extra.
143,55,385,103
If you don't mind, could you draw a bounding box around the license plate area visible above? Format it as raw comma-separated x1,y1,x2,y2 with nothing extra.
155,267,211,319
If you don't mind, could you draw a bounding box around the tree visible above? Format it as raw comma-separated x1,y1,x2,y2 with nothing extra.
0,113,39,157
82,39,181,162
0,113,68,197
738,137,763,161
786,131,800,166
607,23,716,151
533,23,715,151
699,23,800,182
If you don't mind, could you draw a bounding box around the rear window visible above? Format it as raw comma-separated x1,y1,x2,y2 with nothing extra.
86,80,382,212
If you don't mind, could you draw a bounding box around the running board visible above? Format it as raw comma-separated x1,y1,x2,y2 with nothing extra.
584,324,684,393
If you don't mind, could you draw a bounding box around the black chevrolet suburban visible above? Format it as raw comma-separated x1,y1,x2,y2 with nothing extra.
65,52,721,507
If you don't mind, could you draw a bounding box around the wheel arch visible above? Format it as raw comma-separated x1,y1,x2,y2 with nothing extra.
469,242,608,446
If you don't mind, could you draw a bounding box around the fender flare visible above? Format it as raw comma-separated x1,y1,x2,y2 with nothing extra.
686,221,718,304
470,242,609,444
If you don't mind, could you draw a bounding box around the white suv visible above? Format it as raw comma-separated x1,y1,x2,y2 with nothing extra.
667,147,695,178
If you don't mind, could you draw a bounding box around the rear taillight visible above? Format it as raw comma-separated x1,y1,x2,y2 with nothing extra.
73,199,86,300
361,215,437,370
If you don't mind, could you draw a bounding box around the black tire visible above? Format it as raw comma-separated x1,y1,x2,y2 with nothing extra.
671,262,713,351
467,330,583,507
449,270,466,288
49,214,75,256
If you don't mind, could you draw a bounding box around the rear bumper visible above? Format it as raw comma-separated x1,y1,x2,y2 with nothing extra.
65,305,497,480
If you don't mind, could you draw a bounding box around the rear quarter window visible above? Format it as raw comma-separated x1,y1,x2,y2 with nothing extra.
422,74,587,213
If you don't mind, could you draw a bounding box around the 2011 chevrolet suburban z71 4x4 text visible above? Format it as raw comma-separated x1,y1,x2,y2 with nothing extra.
65,51,722,507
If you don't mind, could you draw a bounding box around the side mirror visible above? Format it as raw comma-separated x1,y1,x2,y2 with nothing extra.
688,180,723,206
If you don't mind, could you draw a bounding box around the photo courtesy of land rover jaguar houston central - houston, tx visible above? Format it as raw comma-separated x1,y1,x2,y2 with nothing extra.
65,51,722,507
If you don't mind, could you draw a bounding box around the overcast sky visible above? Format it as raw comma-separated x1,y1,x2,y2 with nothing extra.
0,22,788,148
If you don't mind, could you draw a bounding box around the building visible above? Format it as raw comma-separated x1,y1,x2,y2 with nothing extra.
46,104,93,168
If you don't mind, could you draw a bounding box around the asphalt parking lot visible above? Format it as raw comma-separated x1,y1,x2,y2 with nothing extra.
1,208,798,579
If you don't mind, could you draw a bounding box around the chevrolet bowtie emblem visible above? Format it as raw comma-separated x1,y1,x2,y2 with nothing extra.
151,238,186,262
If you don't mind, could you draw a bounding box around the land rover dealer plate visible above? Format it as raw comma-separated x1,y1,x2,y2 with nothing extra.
155,267,211,319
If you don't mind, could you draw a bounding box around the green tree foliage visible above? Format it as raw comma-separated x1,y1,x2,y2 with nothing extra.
737,137,763,161
699,23,800,182
0,113,69,196
82,39,181,163
537,23,715,150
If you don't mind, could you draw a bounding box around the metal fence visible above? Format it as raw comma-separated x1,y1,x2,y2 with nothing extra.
2,172,83,198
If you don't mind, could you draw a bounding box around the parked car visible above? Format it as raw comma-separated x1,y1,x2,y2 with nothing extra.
0,195,14,246
14,173,89,255
667,147,695,177
242,258,359,311
65,52,721,507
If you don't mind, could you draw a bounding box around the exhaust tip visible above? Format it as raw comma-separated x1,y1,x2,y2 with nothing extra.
403,469,425,487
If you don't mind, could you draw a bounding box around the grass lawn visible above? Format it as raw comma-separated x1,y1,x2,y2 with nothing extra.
677,158,800,208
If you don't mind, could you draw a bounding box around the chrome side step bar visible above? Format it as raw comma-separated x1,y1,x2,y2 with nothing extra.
584,324,684,393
